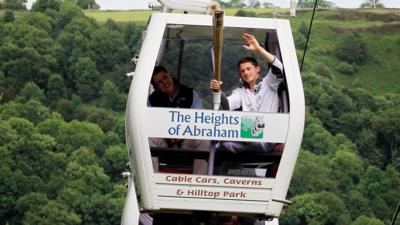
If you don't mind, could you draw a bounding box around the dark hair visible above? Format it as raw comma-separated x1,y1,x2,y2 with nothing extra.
151,65,169,87
237,57,259,88
152,65,168,76
237,57,259,70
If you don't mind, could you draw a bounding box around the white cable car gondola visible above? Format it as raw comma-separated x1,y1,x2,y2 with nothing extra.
122,1,304,224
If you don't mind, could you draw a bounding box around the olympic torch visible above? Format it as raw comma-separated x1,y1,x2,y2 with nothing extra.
212,10,224,111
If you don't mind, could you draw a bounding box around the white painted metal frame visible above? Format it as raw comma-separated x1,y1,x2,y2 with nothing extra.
125,12,304,219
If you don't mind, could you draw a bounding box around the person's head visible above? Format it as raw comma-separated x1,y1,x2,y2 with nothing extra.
237,57,261,88
151,65,176,96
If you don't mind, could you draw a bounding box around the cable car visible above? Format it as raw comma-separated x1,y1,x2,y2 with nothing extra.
122,1,304,224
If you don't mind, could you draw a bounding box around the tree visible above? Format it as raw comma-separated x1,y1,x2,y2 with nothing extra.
329,150,364,192
100,80,126,111
316,191,351,225
54,2,85,34
71,57,101,102
3,9,15,23
0,147,17,222
57,120,104,154
247,0,259,7
76,0,99,9
65,147,110,195
344,191,375,220
19,12,54,34
230,0,245,8
31,0,61,12
262,2,274,8
298,0,335,8
73,105,117,132
282,193,329,225
0,23,62,96
360,0,385,8
334,32,369,65
373,106,400,167
358,166,396,220
102,145,128,178
15,192,49,222
88,27,130,72
235,9,257,17
2,0,27,9
351,215,384,225
302,121,337,155
298,21,308,38
17,82,45,103
46,74,67,105
123,22,143,55
289,151,338,196
22,200,81,225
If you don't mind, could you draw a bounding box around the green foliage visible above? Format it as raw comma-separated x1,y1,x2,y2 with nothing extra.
46,74,67,105
0,22,62,98
285,193,330,225
54,2,85,34
344,191,375,220
0,100,51,124
71,57,100,102
103,145,128,178
16,192,49,220
123,22,144,55
298,0,335,8
229,0,245,8
335,61,358,75
235,9,257,17
289,151,338,195
293,32,306,49
3,9,15,22
100,80,126,111
17,82,45,103
17,12,54,34
22,200,81,225
56,120,105,154
31,0,61,12
298,21,308,37
360,0,385,8
73,105,117,132
351,215,384,225
66,147,110,194
302,120,337,155
329,150,364,192
374,105,400,167
2,0,27,10
312,63,332,79
87,27,130,72
76,0,99,10
334,32,369,65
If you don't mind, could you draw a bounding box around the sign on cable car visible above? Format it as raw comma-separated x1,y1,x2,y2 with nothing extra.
122,1,304,224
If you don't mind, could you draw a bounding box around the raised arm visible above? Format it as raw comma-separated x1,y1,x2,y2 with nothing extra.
242,33,275,64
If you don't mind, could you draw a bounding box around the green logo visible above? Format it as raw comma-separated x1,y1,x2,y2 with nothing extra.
240,116,264,139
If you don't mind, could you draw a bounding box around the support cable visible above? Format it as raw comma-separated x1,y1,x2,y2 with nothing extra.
391,200,400,225
300,0,319,72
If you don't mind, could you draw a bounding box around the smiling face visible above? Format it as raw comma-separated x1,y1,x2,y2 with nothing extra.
239,62,261,89
152,70,175,96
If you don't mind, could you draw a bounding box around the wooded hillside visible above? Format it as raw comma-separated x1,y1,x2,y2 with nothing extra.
0,2,399,225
